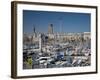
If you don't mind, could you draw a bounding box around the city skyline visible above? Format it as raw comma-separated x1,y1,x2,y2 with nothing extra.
23,10,91,33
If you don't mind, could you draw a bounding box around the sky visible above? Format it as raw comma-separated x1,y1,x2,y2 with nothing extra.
23,10,90,33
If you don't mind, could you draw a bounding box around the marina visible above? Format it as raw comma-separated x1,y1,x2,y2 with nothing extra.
23,33,91,69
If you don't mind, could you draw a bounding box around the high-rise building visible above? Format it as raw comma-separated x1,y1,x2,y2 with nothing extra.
33,27,36,33
48,24,53,34
33,27,37,37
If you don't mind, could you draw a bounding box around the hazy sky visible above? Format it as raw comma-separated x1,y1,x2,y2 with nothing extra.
23,10,90,33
